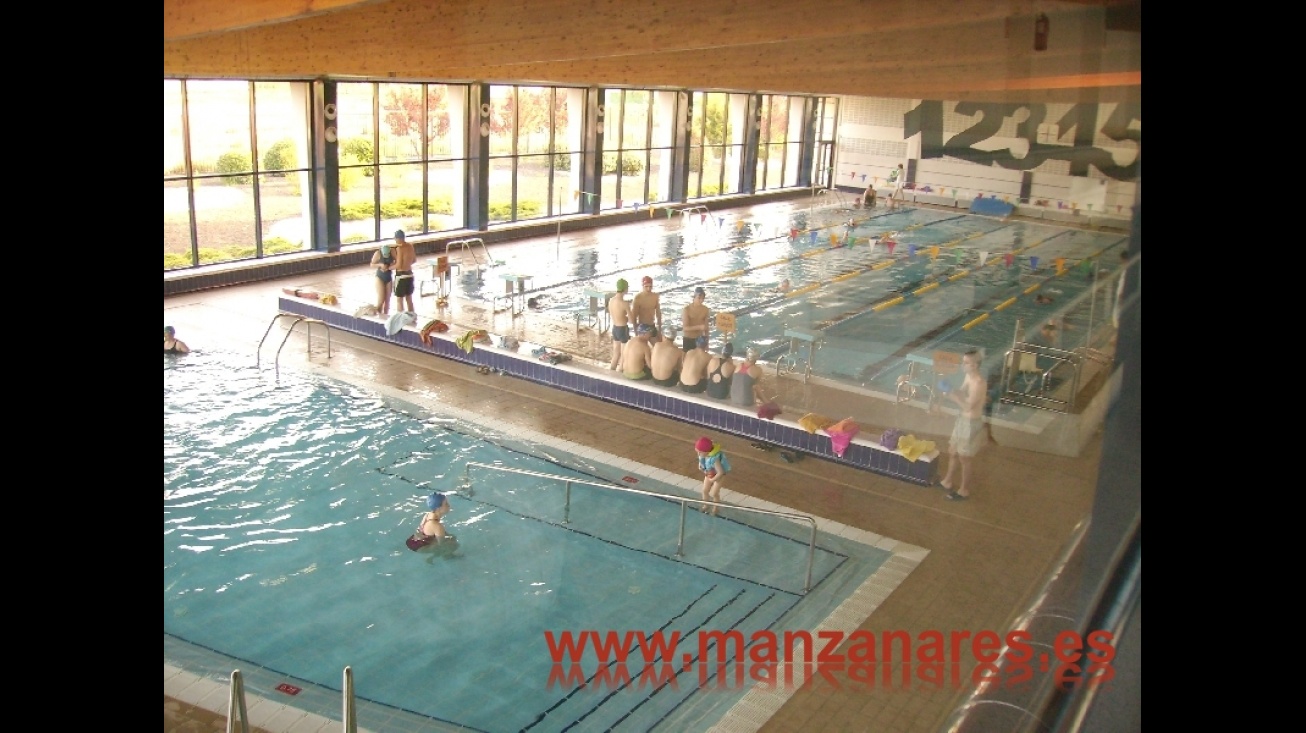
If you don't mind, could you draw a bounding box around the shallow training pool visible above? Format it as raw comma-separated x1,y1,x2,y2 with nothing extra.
164,352,901,733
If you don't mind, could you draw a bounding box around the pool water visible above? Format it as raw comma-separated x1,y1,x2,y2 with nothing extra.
164,352,896,732
447,203,1127,392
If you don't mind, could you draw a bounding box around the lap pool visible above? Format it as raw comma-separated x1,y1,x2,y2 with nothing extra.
164,351,923,733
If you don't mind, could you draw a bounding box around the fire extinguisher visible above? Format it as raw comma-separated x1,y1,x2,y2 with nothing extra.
1034,13,1049,51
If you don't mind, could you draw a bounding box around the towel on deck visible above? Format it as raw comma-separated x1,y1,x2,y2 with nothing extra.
895,434,936,462
822,418,860,458
386,311,415,336
798,413,837,434
455,330,477,354
756,401,783,420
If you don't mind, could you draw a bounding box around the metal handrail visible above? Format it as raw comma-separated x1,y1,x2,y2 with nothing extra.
225,669,249,733
461,461,820,593
999,343,1083,413
444,237,490,274
342,666,357,733
256,312,332,381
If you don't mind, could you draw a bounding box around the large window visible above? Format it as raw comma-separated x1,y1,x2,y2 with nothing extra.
600,89,652,211
165,77,820,272
757,95,805,191
488,85,577,224
164,79,311,270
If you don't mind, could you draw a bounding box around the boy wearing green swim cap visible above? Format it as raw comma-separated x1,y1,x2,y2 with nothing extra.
607,279,632,370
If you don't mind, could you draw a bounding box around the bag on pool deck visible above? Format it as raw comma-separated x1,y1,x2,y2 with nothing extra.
880,428,903,450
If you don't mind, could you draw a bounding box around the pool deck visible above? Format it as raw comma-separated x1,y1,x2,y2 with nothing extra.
164,202,1115,733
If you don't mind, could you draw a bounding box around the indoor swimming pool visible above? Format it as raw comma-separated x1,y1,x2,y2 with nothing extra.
164,351,909,733
444,203,1127,395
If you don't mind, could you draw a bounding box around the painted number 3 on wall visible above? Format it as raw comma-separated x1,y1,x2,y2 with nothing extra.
904,100,1140,181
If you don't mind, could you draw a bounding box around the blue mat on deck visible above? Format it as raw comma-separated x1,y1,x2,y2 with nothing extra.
969,197,1015,217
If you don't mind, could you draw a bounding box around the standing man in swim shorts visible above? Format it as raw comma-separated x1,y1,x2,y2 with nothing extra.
681,286,710,351
392,230,417,316
632,275,663,342
939,349,987,501
608,278,631,370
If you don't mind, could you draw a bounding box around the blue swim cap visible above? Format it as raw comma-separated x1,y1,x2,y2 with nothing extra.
426,492,446,510
394,230,406,240
380,244,391,257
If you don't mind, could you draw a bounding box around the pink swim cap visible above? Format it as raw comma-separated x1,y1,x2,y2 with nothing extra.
695,437,713,452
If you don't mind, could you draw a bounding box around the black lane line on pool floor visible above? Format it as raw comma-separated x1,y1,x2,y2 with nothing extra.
522,584,730,731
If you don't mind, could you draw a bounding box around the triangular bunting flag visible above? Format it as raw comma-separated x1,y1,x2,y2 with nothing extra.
929,246,940,260
1055,257,1066,274
908,244,917,258
979,251,989,266
1029,256,1040,270
1004,253,1014,268
573,190,580,200
809,231,818,243
860,174,867,182
790,228,799,239
886,240,897,254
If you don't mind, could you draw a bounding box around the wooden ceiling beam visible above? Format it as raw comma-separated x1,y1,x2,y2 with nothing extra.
164,0,391,42
163,0,1140,104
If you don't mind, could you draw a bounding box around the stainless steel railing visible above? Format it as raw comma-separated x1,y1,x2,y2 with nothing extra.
460,461,820,592
256,313,332,381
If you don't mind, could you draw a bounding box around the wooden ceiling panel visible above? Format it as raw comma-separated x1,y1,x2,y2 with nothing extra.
163,0,1140,103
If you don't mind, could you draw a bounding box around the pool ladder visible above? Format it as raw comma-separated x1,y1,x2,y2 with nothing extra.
225,667,358,733
257,313,332,381
774,328,821,383
444,237,490,280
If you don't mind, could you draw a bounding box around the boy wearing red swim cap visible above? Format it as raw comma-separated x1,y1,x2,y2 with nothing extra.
632,275,662,343
694,437,731,516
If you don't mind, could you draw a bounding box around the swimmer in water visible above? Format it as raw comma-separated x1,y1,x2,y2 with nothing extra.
406,492,454,550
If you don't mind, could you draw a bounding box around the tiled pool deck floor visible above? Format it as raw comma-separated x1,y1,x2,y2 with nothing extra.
164,201,1110,733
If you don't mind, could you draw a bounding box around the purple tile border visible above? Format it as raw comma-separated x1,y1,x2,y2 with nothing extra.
279,297,937,486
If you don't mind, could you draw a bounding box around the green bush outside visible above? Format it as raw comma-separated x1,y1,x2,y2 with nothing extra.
551,145,571,171
488,200,542,219
163,236,301,269
603,152,644,175
216,151,253,184
340,137,375,176
339,197,452,221
263,139,297,175
339,154,365,191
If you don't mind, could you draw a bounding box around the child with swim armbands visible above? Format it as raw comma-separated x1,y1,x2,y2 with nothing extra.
694,437,731,517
